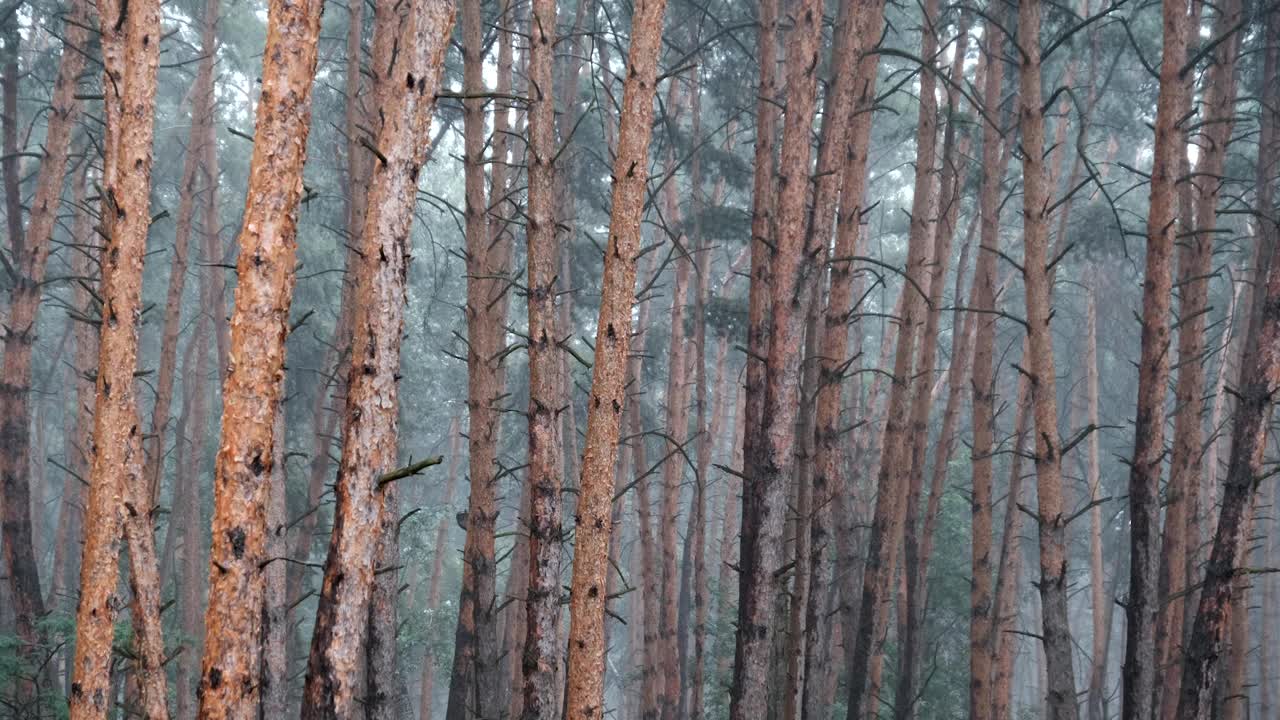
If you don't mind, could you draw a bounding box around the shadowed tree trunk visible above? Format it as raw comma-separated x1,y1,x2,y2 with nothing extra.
968,20,1007,709
0,0,87,663
1122,0,1189,716
560,0,671,712
730,0,825,713
1084,273,1107,720
1154,1,1242,716
195,0,324,712
68,0,167,714
301,0,455,714
844,0,938,714
1176,45,1280,709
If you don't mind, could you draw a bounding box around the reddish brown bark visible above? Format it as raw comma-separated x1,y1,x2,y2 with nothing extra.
301,1,454,714
1155,2,1242,716
448,0,514,712
1014,0,1079,714
0,0,87,658
1176,74,1280,713
68,0,167,714
731,0,824,713
196,0,324,713
560,0,670,714
521,0,565,713
844,0,939,714
1122,0,1189,715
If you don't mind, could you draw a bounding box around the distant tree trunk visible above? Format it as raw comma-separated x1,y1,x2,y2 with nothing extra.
194,0,323,713
1084,275,1107,720
1121,0,1189,716
896,16,973,715
1176,69,1280,713
68,0,167,715
798,0,885,711
844,0,938,716
141,0,217,509
176,314,213,720
560,0,671,712
261,408,289,717
991,384,1031,720
731,0,825,713
449,0,515,710
418,415,462,720
521,0,565,714
1013,0,1079,715
1155,2,1241,716
658,82,693,720
302,2,454,715
0,0,86,661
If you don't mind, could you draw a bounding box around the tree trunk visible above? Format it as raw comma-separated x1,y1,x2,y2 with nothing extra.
301,2,454,714
68,0,167,714
1121,0,1189,716
1175,67,1280,711
1013,0,1079,715
844,0,938,714
1154,1,1242,716
991,384,1031,720
447,0,515,709
560,0,671,712
0,0,87,662
49,160,94,635
731,0,825,713
563,0,675,707
195,0,324,713
1084,273,1107,720
418,415,462,720
520,0,566,714
261,408,289,716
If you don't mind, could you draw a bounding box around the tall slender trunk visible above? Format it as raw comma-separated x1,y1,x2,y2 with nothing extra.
736,0,780,702
419,415,463,720
49,161,93,627
897,16,973,714
521,0,565,713
731,0,824,713
450,0,515,712
195,0,323,713
68,0,166,714
658,80,692,719
0,0,87,660
302,2,454,715
560,0,671,711
1014,0,1078,715
1084,274,1107,720
141,0,217,509
991,384,1031,720
844,0,939,715
969,12,1007,718
1121,0,1189,716
1176,40,1280,708
1154,1,1242,716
